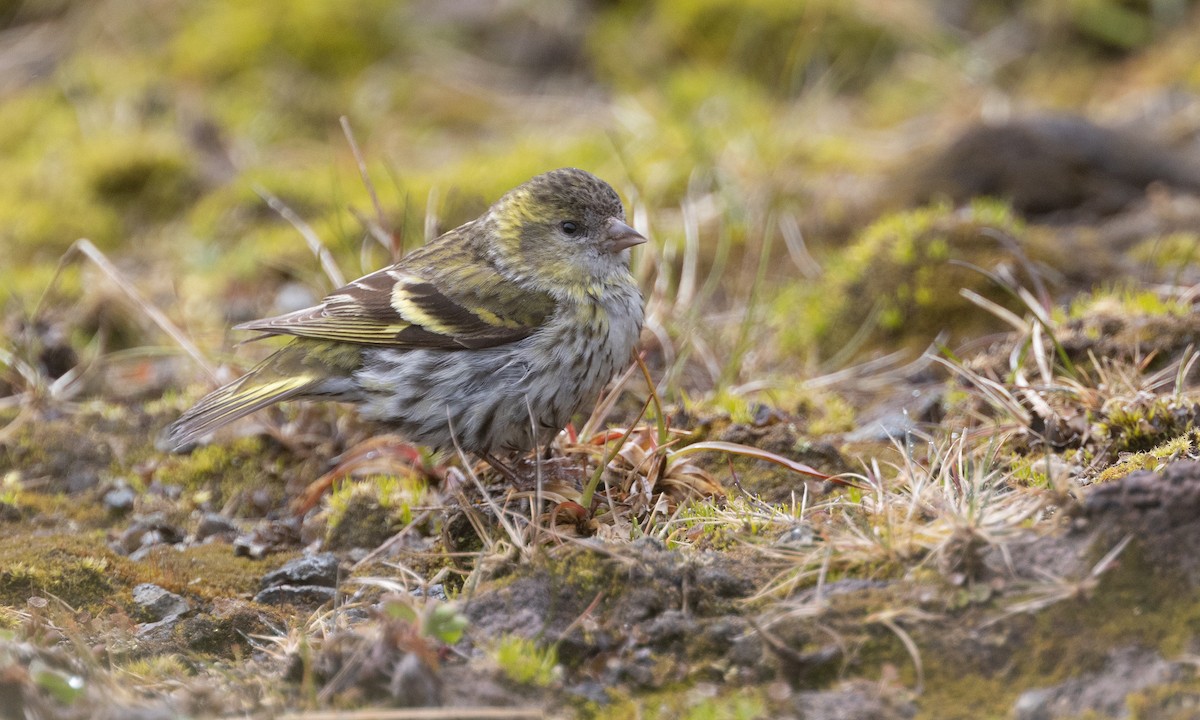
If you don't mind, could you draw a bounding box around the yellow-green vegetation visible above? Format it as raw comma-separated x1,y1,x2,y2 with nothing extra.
158,436,285,509
492,635,558,687
0,531,133,609
1128,231,1200,276
1065,286,1194,321
117,654,193,685
1096,398,1200,455
138,543,291,600
324,473,429,550
5,0,1200,715
593,686,767,720
543,546,619,601
665,497,800,551
774,200,1053,359
1094,431,1197,483
591,0,921,95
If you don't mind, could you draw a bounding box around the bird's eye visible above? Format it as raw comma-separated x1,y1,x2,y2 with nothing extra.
560,221,579,236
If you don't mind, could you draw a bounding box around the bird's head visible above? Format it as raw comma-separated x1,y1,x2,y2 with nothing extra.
485,168,645,295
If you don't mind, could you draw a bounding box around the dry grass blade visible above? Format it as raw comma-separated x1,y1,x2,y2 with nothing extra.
59,239,218,381
255,185,346,288
670,441,837,483
339,115,393,254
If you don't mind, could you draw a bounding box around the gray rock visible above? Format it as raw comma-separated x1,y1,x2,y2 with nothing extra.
103,485,137,513
1012,646,1185,720
261,552,340,589
196,512,238,542
132,583,190,621
254,584,337,607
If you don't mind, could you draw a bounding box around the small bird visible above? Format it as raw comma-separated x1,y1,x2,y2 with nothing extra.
166,168,646,463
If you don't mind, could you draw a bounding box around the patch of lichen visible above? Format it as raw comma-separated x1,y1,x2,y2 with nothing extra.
0,531,135,610
775,199,1057,360
156,436,287,510
135,542,293,601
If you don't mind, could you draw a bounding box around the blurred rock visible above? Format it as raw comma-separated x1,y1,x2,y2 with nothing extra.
102,484,137,514
195,512,238,543
1012,646,1186,720
261,552,340,589
132,583,190,621
253,584,336,608
910,115,1200,220
113,513,185,557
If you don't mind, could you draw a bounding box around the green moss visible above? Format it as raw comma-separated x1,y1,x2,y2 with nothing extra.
591,686,768,720
492,635,558,687
591,0,918,96
138,542,291,600
117,654,193,684
1065,287,1192,321
171,1,409,82
775,200,1049,359
544,546,618,600
1094,431,1196,484
324,474,430,551
1095,400,1200,456
77,133,201,225
0,531,134,609
158,436,285,510
1128,232,1200,274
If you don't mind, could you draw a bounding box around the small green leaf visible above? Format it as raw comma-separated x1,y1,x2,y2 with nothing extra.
425,603,468,645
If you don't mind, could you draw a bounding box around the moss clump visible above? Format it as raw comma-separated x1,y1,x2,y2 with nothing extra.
1128,231,1200,278
157,436,285,510
776,200,1053,359
492,635,558,687
1065,287,1193,321
0,531,134,609
543,546,620,601
78,133,202,227
117,654,193,686
1095,400,1200,456
136,542,290,600
592,686,768,720
324,473,430,551
591,0,914,95
1094,431,1197,484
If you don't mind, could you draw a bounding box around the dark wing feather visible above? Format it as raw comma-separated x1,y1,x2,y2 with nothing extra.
235,240,555,350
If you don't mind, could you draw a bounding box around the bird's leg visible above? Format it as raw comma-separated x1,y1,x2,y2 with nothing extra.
482,451,524,485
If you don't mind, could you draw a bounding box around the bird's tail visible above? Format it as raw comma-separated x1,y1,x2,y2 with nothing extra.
163,347,321,451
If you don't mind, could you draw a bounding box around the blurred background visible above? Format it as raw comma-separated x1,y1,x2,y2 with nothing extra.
5,0,1200,407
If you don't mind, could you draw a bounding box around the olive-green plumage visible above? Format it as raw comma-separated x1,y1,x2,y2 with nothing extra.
166,168,646,456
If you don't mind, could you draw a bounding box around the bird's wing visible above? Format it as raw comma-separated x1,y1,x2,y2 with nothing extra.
235,256,556,350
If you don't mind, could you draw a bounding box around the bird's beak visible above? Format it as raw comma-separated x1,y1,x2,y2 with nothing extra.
604,218,647,253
